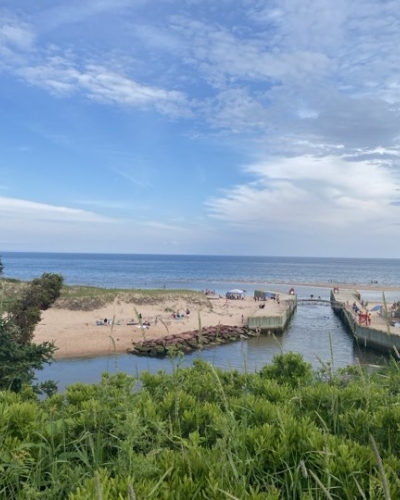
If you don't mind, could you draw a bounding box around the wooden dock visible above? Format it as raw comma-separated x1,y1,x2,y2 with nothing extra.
331,288,400,354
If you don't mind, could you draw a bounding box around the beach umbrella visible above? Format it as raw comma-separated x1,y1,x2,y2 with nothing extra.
229,289,244,294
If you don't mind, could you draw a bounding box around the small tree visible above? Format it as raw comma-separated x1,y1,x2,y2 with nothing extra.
0,317,56,393
1,269,63,394
0,255,3,276
7,272,64,344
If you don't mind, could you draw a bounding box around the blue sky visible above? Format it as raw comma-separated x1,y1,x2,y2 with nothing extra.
1,0,400,257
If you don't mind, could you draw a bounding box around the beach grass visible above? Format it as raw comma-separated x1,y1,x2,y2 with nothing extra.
55,287,210,310
0,278,210,311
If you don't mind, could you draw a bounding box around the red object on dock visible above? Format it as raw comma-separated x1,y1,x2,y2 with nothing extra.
358,312,369,325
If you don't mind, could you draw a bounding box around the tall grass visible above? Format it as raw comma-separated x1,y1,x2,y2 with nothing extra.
1,352,400,498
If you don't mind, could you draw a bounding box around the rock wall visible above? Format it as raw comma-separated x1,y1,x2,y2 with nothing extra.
128,325,257,357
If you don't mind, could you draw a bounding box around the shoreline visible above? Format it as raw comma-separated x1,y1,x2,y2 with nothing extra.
249,281,400,292
34,283,400,361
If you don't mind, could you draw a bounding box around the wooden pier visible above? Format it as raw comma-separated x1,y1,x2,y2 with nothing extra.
331,288,400,354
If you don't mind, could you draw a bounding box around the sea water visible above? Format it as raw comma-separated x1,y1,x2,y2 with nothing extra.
2,252,400,290
1,253,398,390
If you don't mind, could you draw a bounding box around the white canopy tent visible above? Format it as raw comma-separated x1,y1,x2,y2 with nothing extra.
226,289,245,299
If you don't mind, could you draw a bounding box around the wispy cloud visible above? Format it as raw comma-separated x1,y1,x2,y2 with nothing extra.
0,14,191,117
0,196,113,223
36,0,146,31
17,57,191,116
74,199,133,210
111,168,151,189
139,220,185,232
0,13,35,49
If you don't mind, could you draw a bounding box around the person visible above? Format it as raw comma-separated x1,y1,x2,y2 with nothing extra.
103,318,108,325
186,308,190,315
241,314,244,324
138,313,142,322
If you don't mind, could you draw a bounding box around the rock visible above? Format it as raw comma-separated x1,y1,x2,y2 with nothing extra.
129,323,246,357
186,339,199,349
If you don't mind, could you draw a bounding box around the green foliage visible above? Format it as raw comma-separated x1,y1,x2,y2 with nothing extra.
0,263,62,395
260,351,313,387
7,273,64,344
1,354,400,498
0,318,56,393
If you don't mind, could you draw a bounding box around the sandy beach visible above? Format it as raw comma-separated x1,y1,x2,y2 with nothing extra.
34,283,400,359
34,295,273,359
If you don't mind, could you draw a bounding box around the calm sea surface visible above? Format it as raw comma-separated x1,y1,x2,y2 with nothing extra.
2,253,399,391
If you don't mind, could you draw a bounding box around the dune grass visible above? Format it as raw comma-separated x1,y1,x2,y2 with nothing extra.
0,278,210,312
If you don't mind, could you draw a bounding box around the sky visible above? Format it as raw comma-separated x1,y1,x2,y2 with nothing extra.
1,0,400,257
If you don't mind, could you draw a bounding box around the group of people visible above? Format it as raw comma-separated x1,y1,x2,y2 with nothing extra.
226,293,244,300
358,311,372,326
96,318,122,326
172,308,190,319
352,302,372,325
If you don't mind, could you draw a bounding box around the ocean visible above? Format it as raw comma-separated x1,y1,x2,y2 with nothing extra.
2,252,400,291
1,252,398,390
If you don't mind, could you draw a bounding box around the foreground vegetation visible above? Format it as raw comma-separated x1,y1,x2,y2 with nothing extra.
2,256,400,498
1,353,400,499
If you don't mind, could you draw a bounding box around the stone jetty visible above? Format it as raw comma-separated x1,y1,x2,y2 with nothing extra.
127,324,259,357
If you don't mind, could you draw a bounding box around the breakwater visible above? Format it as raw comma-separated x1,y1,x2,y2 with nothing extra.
128,325,260,357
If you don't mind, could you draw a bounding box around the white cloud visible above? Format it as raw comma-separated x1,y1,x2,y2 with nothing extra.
207,155,400,232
